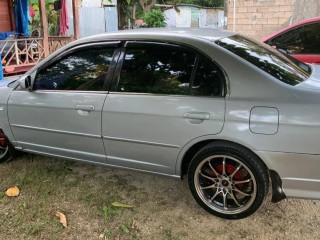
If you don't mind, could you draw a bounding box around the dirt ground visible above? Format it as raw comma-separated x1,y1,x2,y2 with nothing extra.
0,154,320,240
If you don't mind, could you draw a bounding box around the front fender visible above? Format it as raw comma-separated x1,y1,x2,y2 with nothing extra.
0,86,17,146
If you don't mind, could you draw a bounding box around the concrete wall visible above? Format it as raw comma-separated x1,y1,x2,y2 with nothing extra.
206,9,225,28
227,0,294,40
165,6,225,28
226,0,320,40
164,8,176,27
176,7,192,27
292,0,320,23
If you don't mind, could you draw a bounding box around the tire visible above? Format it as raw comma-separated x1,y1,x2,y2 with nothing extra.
0,134,16,163
188,141,269,220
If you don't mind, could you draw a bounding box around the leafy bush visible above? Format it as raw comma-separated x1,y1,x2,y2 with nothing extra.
143,9,166,28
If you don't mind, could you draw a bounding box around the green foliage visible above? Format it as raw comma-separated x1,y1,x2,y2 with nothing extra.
120,224,130,234
29,1,59,36
102,206,123,219
30,0,56,4
143,9,166,28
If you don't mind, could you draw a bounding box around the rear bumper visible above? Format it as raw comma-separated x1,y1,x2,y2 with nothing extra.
255,151,320,200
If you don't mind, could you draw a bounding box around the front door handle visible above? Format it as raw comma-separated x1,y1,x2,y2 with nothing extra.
183,112,210,120
76,105,95,111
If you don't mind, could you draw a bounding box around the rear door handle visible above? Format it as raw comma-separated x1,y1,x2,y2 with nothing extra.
76,105,95,111
183,112,210,120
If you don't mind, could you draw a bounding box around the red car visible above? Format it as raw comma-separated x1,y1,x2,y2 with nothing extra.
263,17,320,64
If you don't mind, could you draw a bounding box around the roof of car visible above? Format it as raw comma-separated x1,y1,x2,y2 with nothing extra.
81,27,235,42
262,17,320,42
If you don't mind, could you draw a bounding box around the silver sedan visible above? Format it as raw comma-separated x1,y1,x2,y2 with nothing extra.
0,28,319,219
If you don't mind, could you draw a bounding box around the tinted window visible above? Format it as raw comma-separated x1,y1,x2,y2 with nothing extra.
35,47,115,91
270,23,320,54
117,44,196,95
192,57,224,97
215,35,310,86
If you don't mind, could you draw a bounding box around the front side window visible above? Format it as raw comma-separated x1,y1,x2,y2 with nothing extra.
269,22,320,54
215,35,310,86
34,47,115,91
117,44,196,95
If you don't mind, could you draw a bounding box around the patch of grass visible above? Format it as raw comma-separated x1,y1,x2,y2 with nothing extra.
0,154,181,239
161,228,181,240
102,206,123,220
103,228,114,238
120,224,130,234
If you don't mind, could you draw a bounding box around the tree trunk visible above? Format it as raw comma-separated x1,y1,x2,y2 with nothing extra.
140,0,156,12
117,0,126,29
173,0,180,13
133,4,136,19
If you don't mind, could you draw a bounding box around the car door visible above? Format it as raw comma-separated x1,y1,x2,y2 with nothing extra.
8,43,119,164
267,22,320,64
102,42,226,175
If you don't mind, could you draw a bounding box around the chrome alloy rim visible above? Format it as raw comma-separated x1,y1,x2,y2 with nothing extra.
194,155,257,215
0,144,8,159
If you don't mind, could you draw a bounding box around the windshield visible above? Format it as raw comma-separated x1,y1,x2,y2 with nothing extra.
215,35,311,86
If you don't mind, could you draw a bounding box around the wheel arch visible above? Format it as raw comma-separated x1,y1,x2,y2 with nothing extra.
176,136,286,202
176,136,258,177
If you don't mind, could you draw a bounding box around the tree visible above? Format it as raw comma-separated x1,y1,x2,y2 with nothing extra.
140,0,157,12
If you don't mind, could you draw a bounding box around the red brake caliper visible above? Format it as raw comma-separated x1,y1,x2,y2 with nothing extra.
215,164,244,188
0,130,6,147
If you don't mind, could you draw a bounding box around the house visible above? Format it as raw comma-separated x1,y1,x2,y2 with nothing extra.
79,0,118,38
0,0,14,32
0,0,79,76
159,4,225,28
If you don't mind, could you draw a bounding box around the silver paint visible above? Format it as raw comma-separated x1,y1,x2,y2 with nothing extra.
0,28,319,201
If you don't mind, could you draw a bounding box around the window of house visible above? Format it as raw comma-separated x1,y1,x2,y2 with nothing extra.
34,47,115,91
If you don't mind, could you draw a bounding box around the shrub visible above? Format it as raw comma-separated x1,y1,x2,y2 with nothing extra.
143,9,166,28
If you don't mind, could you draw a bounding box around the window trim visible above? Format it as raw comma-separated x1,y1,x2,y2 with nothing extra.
33,41,121,92
110,40,227,98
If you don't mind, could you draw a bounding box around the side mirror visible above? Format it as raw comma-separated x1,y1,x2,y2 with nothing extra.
18,75,33,91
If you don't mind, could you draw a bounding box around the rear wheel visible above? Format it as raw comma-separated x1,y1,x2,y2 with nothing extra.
188,142,269,219
0,130,16,163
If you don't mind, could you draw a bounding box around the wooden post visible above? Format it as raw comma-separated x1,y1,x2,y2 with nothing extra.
72,0,80,40
39,0,49,57
7,0,15,31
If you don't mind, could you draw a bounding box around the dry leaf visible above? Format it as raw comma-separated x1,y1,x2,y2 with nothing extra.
55,211,68,228
5,186,20,197
112,202,134,208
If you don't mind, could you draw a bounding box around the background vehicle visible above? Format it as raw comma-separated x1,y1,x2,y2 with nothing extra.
263,17,320,64
1,29,320,219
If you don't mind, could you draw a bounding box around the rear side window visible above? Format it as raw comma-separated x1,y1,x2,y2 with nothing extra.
117,44,196,95
192,56,224,97
269,22,320,54
35,47,115,91
215,35,310,86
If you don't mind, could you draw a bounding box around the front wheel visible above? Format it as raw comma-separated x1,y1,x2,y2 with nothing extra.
188,142,269,219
